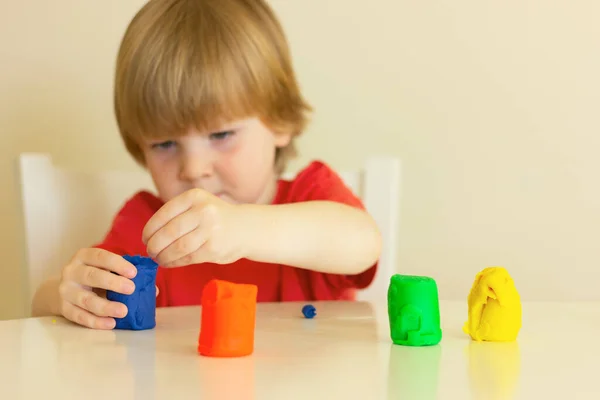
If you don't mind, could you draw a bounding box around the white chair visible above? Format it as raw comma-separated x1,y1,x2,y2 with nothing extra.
17,153,155,315
353,157,401,302
18,153,401,314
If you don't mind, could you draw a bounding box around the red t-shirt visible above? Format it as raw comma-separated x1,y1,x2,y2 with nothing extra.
94,161,377,306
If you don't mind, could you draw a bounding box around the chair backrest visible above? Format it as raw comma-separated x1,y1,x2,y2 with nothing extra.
18,153,400,313
336,157,401,302
18,153,155,314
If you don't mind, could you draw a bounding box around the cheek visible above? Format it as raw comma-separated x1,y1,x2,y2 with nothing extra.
145,153,178,192
145,154,167,178
214,139,247,170
221,138,274,175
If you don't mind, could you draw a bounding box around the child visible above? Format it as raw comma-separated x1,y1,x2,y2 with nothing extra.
31,0,382,329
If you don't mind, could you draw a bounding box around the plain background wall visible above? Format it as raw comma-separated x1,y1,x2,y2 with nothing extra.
1,1,599,319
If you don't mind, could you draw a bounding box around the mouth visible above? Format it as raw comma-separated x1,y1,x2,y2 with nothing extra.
214,192,231,202
185,187,233,202
215,192,237,204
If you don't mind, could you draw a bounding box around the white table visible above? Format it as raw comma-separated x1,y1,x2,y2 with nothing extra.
1,300,598,399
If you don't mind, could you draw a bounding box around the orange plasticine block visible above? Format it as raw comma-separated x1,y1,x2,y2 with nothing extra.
198,279,258,357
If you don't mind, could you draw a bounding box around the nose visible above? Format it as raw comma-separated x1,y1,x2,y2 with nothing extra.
179,152,213,183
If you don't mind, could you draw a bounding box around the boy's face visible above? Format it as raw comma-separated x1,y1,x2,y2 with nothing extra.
140,117,291,204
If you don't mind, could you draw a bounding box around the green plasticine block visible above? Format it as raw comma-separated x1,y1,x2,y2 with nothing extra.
387,274,442,346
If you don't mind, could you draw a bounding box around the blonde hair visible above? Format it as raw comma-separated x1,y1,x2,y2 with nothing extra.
114,0,311,174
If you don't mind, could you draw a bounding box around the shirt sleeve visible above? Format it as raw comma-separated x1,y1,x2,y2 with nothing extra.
286,161,379,294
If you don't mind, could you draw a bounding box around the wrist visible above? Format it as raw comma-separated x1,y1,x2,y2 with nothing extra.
236,203,269,261
31,277,62,317
50,278,63,316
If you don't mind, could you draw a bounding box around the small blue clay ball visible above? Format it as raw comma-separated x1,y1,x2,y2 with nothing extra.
302,304,316,319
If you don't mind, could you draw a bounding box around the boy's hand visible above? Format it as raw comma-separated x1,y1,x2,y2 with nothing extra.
58,248,137,329
142,188,247,267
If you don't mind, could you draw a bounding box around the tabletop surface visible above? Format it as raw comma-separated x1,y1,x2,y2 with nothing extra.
1,300,599,399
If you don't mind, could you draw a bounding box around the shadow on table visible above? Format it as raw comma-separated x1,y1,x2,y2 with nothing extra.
387,343,442,399
114,332,158,400
197,356,256,400
465,340,521,400
39,321,148,398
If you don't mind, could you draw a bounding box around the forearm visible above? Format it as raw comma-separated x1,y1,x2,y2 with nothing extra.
242,201,382,275
31,277,61,317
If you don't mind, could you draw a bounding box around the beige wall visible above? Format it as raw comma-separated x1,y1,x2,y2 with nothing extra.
0,1,147,319
1,1,599,319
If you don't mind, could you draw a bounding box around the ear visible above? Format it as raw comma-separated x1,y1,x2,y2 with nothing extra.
273,131,292,148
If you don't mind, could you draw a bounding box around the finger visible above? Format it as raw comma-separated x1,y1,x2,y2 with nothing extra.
156,286,160,297
75,248,137,279
142,189,209,244
154,226,209,266
61,301,116,330
145,208,203,258
161,241,216,268
74,265,135,294
62,283,128,318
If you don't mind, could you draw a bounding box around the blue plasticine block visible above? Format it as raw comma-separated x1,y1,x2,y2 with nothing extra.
106,255,159,330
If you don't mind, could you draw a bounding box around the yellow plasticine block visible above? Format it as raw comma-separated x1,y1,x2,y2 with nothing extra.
463,267,522,342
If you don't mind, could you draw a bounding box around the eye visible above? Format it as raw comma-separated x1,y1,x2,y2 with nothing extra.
151,140,176,150
209,131,234,141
